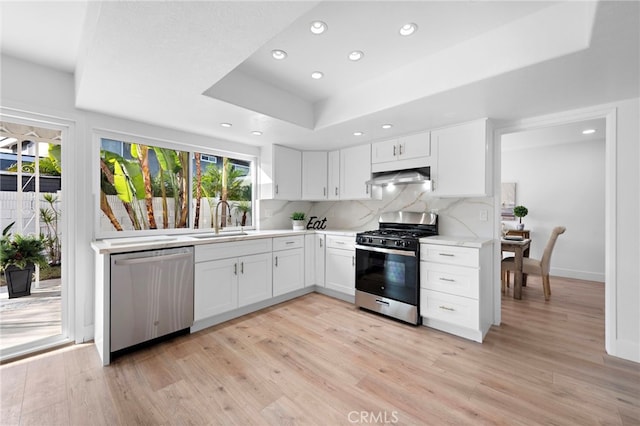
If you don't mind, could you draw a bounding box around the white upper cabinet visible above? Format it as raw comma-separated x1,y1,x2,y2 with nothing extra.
371,131,431,173
302,151,328,200
260,144,302,200
340,144,375,200
431,119,492,197
371,139,399,164
327,150,340,200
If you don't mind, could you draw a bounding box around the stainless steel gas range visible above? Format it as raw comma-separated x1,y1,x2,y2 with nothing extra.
355,211,438,325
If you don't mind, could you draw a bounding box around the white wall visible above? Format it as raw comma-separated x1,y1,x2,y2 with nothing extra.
502,139,605,281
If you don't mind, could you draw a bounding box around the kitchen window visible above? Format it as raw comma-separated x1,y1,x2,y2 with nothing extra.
97,134,254,234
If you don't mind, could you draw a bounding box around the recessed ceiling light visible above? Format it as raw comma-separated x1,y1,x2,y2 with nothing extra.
353,131,364,136
311,71,324,79
399,23,418,36
271,49,287,60
348,51,364,61
220,122,232,128
310,21,327,35
251,131,262,136
381,124,393,129
582,129,596,135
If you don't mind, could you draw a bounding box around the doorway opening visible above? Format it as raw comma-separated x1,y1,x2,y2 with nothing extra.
0,121,66,360
494,108,615,354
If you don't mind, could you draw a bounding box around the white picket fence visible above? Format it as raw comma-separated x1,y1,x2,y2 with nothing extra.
0,191,61,236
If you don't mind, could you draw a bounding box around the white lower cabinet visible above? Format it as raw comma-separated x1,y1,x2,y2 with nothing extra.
194,258,238,320
315,234,325,287
420,242,492,342
273,236,305,297
238,253,273,307
325,235,355,296
194,239,273,321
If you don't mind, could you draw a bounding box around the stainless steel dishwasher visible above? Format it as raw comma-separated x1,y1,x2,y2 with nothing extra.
110,246,194,353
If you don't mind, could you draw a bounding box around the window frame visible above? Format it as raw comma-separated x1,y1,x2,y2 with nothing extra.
93,129,257,239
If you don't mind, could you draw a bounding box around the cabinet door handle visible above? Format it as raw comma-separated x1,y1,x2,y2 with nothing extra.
439,253,455,257
335,187,338,196
275,184,279,194
234,263,237,275
336,241,345,245
439,305,455,311
241,262,244,274
365,184,369,195
286,241,295,245
352,256,355,266
275,256,278,267
393,145,396,156
399,143,403,156
439,277,455,282
323,187,326,196
319,239,323,248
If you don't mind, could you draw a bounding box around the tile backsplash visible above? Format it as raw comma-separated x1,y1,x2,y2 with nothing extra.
259,185,495,238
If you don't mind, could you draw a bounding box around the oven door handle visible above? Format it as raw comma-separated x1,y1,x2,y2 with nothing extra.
355,245,416,257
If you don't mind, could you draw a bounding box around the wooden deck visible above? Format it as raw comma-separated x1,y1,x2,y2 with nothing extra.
1,276,638,425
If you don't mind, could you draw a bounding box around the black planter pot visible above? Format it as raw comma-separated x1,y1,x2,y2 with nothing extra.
4,264,35,299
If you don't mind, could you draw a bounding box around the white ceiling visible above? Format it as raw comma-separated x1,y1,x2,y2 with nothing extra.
1,1,638,151
502,118,606,152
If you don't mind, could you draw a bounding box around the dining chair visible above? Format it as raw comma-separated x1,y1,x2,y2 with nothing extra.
502,226,566,300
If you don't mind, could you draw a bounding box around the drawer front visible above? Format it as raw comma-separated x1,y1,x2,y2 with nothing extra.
195,238,272,262
420,290,479,329
420,263,479,299
420,244,479,267
326,234,356,250
273,235,304,251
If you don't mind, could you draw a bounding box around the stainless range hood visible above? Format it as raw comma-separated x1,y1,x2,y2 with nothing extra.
365,167,432,190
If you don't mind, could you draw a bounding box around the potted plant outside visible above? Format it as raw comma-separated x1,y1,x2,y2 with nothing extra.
291,212,306,231
234,201,251,227
0,223,48,298
513,205,529,230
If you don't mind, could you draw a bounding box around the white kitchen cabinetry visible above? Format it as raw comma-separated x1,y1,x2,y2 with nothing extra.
325,235,356,296
420,241,492,342
194,239,273,321
315,234,326,287
340,144,374,200
430,119,492,197
260,144,302,200
304,234,315,286
302,151,328,200
327,150,340,200
273,235,305,297
371,131,431,172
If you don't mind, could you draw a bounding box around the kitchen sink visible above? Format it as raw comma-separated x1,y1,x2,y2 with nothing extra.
189,232,248,239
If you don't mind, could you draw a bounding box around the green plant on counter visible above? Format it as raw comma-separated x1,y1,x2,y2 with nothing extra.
290,212,306,221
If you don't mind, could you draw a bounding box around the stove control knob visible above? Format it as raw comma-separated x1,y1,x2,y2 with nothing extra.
395,240,404,247
368,237,373,243
380,239,386,245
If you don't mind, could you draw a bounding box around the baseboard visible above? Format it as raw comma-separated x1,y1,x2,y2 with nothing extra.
610,338,640,363
550,267,604,282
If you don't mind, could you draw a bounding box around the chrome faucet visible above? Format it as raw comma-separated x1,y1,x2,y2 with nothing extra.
214,200,232,234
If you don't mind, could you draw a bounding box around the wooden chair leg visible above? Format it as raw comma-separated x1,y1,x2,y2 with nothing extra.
542,274,551,301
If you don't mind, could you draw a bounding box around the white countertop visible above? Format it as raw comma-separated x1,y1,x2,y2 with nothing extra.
91,229,356,254
420,235,494,248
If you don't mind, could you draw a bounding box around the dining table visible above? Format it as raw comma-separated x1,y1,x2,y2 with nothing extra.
501,238,531,300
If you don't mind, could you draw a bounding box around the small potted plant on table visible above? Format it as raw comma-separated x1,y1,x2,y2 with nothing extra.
0,223,48,298
513,205,529,230
290,212,307,231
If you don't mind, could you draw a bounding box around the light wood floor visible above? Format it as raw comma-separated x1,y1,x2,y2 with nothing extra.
1,276,639,425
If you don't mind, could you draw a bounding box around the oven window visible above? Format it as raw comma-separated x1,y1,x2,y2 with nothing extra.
356,249,418,305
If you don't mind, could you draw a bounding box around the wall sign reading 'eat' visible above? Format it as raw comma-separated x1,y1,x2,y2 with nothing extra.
306,216,327,230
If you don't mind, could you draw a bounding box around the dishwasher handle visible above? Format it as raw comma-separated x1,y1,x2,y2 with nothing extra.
113,252,192,266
